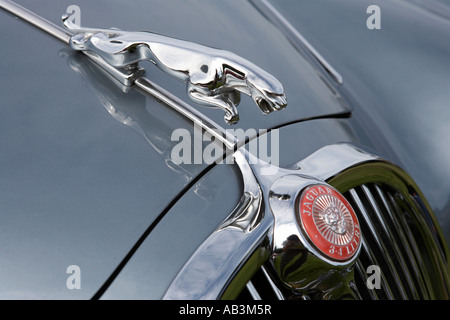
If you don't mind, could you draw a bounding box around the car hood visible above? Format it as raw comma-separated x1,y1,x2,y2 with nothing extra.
0,0,349,299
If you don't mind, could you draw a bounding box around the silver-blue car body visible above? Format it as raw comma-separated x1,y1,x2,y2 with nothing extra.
0,0,449,300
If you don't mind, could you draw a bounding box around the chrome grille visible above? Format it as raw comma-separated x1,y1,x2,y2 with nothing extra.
238,182,449,300
349,184,426,299
347,183,448,299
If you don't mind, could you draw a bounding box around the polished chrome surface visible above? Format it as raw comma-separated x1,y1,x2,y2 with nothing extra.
268,177,359,299
246,281,262,300
163,149,266,299
62,14,287,124
260,265,285,300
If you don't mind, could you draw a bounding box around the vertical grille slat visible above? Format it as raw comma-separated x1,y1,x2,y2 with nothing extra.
361,185,420,299
239,263,286,300
355,256,378,299
349,188,409,299
246,281,262,300
260,266,285,300
374,185,430,299
359,235,395,299
386,191,433,292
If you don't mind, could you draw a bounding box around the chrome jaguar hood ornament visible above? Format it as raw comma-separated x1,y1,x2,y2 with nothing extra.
62,14,287,124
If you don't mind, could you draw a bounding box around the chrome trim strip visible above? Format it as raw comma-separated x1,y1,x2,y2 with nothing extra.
260,266,285,300
134,77,237,150
252,0,343,84
246,281,262,300
0,0,70,43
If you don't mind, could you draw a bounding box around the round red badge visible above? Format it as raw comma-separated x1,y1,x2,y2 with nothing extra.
298,185,361,261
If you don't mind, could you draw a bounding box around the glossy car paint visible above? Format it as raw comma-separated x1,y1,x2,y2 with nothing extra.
0,0,448,299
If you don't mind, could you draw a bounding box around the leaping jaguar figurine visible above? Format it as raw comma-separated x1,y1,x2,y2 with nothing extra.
62,14,287,124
